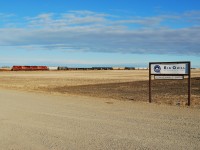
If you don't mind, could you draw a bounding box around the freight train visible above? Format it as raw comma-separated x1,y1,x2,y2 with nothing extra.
11,66,49,71
4,66,137,71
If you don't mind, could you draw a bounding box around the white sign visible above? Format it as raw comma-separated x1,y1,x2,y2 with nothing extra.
151,63,188,74
155,76,184,80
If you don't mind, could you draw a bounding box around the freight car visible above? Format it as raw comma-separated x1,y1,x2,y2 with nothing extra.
48,66,58,71
12,66,49,71
125,67,135,70
92,67,113,70
58,67,68,70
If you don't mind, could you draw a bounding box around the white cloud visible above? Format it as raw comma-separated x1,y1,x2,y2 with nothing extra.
0,10,200,55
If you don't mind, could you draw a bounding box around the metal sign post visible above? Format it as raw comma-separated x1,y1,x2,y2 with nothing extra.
149,61,191,106
149,63,152,103
188,62,191,106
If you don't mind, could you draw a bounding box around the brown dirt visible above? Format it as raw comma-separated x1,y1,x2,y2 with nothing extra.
41,77,200,107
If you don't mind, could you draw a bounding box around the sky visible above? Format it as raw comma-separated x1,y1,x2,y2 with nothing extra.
0,0,200,68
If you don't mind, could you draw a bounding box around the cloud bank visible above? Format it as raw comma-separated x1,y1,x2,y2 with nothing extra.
0,10,200,55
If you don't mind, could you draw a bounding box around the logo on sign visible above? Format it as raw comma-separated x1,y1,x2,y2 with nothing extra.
154,65,161,73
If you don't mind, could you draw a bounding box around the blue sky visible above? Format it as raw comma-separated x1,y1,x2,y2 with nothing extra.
0,0,200,67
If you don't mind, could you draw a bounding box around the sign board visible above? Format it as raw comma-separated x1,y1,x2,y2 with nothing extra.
149,61,191,106
151,63,188,75
154,76,184,80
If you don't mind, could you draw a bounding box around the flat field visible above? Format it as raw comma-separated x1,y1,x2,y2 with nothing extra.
0,70,200,107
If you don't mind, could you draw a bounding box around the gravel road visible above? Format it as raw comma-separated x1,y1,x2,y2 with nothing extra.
0,89,200,150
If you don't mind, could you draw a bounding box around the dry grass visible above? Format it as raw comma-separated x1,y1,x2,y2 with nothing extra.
0,70,200,107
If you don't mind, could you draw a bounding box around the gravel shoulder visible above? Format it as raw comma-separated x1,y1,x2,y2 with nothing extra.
0,88,200,150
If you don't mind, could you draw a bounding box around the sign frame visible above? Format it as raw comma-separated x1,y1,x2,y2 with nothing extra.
149,61,191,106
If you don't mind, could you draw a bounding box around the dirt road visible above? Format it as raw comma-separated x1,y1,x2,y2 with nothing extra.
0,89,199,150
